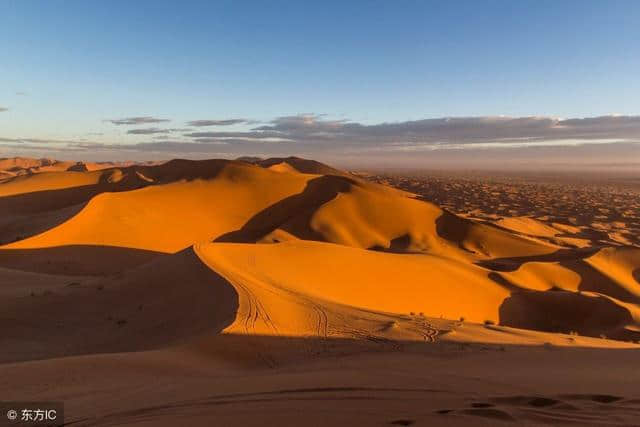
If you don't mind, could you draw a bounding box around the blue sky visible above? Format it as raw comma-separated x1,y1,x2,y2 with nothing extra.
1,0,639,168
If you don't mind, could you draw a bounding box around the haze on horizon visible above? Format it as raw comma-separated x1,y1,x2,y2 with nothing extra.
1,0,639,170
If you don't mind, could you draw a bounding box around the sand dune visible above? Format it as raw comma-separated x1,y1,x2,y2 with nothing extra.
2,157,638,340
370,171,640,248
1,156,639,425
6,161,557,261
0,157,144,178
4,160,313,252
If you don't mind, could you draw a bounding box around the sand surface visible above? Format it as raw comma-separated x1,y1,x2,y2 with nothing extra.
1,157,639,426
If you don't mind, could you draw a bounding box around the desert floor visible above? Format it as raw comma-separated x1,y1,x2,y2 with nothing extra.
1,157,639,426
364,170,640,248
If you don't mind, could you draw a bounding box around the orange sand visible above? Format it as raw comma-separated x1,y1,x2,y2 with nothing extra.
1,156,639,426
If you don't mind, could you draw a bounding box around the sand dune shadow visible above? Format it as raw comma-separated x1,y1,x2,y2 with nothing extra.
215,174,355,243
0,247,239,363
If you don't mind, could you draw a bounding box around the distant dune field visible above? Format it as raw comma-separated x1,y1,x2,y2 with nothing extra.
1,156,639,426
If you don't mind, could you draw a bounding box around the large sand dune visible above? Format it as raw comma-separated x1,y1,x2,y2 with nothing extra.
1,156,639,425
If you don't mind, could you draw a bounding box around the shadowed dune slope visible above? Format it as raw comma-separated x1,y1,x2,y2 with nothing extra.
0,247,239,363
0,245,164,276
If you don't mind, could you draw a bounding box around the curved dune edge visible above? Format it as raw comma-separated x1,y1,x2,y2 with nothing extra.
193,241,640,347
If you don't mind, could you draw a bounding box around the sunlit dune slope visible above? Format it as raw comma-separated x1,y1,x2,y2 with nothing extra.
0,170,106,197
586,246,640,295
0,159,242,244
3,160,313,252
196,241,640,342
196,240,508,331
